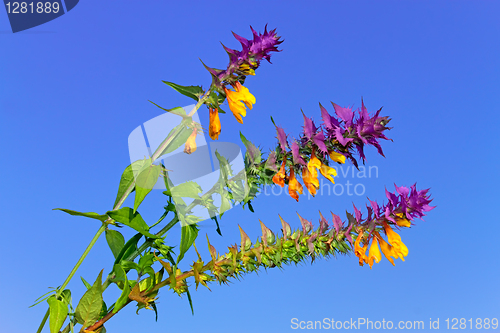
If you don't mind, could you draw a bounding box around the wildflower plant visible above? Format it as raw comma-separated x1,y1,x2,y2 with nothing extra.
34,26,434,333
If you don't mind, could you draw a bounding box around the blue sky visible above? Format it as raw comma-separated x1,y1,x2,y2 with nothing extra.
1,1,499,332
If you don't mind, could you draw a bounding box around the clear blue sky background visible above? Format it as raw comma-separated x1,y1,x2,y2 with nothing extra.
1,1,499,332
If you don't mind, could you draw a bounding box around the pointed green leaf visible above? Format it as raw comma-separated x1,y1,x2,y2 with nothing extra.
150,122,191,160
211,216,222,236
151,302,159,321
134,163,162,213
112,160,148,209
107,208,159,239
47,297,68,333
148,101,187,118
162,125,191,156
111,265,126,286
170,181,203,199
186,287,194,315
138,253,155,272
113,264,130,313
120,261,141,273
220,194,231,214
114,233,143,264
215,151,233,179
163,81,204,101
179,214,203,226
99,300,108,320
105,230,125,259
60,289,71,306
81,277,91,289
177,224,199,263
75,270,103,327
53,209,108,222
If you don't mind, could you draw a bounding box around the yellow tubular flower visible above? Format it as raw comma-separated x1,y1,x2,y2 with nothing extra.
209,107,221,140
309,148,337,184
382,222,409,261
367,236,382,269
184,128,197,154
302,167,319,196
307,149,322,178
288,168,303,202
329,150,346,164
272,159,286,187
319,163,337,183
223,82,256,124
374,231,397,266
395,212,411,227
354,232,368,266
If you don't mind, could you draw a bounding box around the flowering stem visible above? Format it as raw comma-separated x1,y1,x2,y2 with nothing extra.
86,216,352,332
36,95,212,332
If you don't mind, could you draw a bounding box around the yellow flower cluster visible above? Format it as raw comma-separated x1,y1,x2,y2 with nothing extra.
354,221,409,268
272,148,345,202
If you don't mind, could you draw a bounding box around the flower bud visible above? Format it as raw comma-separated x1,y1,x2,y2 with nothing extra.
184,128,198,154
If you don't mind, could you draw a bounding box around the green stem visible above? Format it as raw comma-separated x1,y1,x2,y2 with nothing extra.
151,90,211,162
36,223,107,333
43,89,214,333
36,309,50,333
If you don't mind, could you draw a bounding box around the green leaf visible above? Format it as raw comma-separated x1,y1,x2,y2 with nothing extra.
170,181,203,199
215,151,233,179
107,208,159,239
217,92,226,104
151,302,159,321
105,230,125,259
165,126,192,156
240,132,262,165
120,261,141,273
53,209,108,223
59,289,71,306
81,277,91,289
179,214,203,226
207,91,218,105
148,101,187,118
220,194,231,214
111,264,127,285
134,163,162,213
211,216,222,236
163,81,204,101
113,160,147,209
177,224,199,264
99,300,108,320
75,270,103,328
150,122,191,160
186,287,194,315
138,253,155,272
114,233,143,264
113,264,130,313
47,297,68,333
